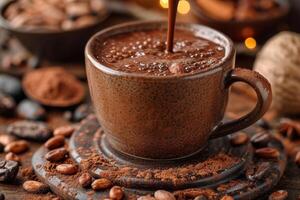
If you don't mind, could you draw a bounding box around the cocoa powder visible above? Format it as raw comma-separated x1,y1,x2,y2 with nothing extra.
22,67,85,107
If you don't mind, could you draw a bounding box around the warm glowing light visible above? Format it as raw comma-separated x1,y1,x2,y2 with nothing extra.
178,0,190,14
160,0,169,8
245,37,257,50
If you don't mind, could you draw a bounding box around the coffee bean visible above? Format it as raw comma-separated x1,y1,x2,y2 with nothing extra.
53,125,74,138
7,120,52,142
137,196,156,200
45,136,65,150
194,195,208,200
17,100,46,121
255,147,280,159
268,190,288,200
56,164,78,175
0,134,15,146
0,74,23,101
0,92,16,117
79,173,92,188
246,162,271,181
0,160,19,182
4,140,29,154
0,192,4,200
5,152,21,163
256,119,271,130
23,180,49,193
45,148,68,162
220,195,234,200
154,190,175,200
251,131,271,148
91,178,112,191
73,104,93,122
230,132,249,146
109,186,124,200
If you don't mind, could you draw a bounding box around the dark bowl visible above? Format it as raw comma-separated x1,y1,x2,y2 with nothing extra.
0,0,110,62
190,0,290,41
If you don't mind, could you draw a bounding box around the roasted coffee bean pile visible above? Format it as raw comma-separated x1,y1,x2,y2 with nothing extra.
4,0,107,31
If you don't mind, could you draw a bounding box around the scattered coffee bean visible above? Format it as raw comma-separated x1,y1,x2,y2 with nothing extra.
91,178,112,191
7,120,52,142
154,190,176,200
0,160,19,182
109,186,124,200
0,92,16,117
45,136,65,150
23,180,49,193
56,164,78,175
230,132,249,146
45,148,68,162
256,119,271,130
0,192,4,200
17,100,46,121
4,140,29,154
194,195,208,200
220,195,234,200
0,134,15,146
79,173,93,188
251,131,271,148
246,162,271,181
268,190,288,200
255,147,280,159
53,125,74,138
295,151,300,167
5,152,21,163
137,196,156,200
0,74,23,100
73,104,93,122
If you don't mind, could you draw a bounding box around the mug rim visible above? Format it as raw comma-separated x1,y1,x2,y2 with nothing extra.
85,20,234,80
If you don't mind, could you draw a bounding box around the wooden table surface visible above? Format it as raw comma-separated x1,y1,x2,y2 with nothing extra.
0,3,299,200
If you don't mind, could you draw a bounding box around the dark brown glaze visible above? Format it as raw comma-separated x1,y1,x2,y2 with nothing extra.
85,21,272,159
95,29,225,76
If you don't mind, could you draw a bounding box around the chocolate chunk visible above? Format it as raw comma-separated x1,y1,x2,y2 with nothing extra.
79,173,93,188
56,164,78,175
251,131,271,148
268,190,288,200
4,140,29,154
255,147,280,159
17,100,46,121
0,75,23,100
23,180,49,193
91,178,112,191
0,160,19,182
154,190,176,200
45,148,68,162
45,136,65,150
109,186,124,200
7,120,52,142
230,132,249,146
0,92,16,117
246,162,271,181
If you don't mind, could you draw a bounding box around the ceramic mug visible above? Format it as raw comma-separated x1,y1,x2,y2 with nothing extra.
85,21,272,159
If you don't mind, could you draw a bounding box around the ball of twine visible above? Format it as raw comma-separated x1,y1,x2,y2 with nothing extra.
254,31,300,115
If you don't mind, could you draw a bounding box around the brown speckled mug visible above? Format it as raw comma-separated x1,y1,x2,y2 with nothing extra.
85,21,272,159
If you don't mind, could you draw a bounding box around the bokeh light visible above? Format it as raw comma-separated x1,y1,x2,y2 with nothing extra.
160,0,169,8
245,37,257,50
159,0,191,15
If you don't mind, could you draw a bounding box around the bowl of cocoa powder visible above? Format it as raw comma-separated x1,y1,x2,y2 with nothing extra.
190,0,290,41
0,0,110,61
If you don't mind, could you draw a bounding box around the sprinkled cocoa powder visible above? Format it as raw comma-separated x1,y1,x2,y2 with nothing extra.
22,67,85,107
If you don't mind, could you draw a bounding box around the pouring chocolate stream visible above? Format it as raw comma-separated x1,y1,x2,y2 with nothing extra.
167,0,180,53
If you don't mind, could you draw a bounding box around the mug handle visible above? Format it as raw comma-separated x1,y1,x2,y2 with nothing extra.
209,68,272,139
